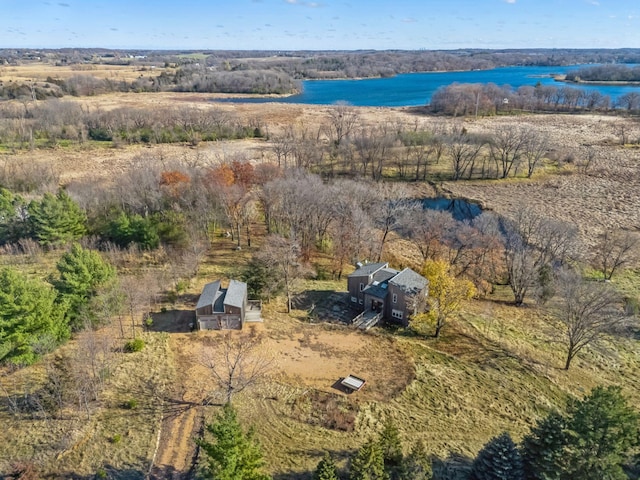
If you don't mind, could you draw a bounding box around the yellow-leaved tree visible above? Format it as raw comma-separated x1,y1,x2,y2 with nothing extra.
412,259,476,338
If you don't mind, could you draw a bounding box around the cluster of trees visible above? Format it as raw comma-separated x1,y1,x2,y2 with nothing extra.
0,101,261,149
198,405,431,480
430,82,618,115
170,66,301,94
565,64,640,83
266,105,554,181
197,386,638,479
0,243,114,365
470,386,639,480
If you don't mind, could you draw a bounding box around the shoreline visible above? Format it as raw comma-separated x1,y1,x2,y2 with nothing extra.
553,74,640,86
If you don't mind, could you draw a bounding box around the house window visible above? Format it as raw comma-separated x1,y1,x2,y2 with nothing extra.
359,283,364,292
351,296,358,303
392,309,403,320
392,293,397,304
359,299,363,305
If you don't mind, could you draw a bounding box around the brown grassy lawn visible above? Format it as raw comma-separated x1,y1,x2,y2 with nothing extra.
0,331,173,478
0,63,169,83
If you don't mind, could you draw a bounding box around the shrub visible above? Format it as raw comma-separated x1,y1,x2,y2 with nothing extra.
124,338,145,353
110,434,122,444
123,399,138,409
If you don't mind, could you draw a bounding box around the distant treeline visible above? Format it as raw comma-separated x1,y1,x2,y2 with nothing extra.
4,49,640,100
0,68,300,100
0,101,262,149
429,82,640,115
565,64,640,83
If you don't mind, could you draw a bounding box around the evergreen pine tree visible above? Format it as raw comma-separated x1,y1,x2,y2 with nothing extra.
0,268,69,365
378,418,403,470
563,386,639,480
197,403,270,480
28,189,86,247
470,432,524,480
51,243,116,329
350,439,389,480
314,453,339,480
400,440,432,480
520,411,568,480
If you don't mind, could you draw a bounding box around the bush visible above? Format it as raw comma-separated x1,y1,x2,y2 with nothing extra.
110,434,122,444
123,399,138,409
124,338,145,353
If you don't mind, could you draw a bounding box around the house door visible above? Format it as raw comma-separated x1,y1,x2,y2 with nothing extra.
371,299,383,312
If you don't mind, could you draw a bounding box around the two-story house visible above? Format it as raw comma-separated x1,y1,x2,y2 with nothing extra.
347,262,428,327
195,279,262,330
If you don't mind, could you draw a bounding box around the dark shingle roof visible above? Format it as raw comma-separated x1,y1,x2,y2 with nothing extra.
389,268,428,295
362,283,388,299
224,280,247,309
348,262,388,278
196,280,222,310
373,268,399,283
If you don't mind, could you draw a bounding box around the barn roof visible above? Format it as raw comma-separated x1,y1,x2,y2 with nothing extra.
224,280,247,309
196,280,222,310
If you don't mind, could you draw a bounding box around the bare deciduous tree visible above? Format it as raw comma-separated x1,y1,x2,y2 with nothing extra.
502,208,577,306
258,234,309,313
551,268,627,370
201,329,274,404
324,102,360,147
445,126,485,180
592,228,638,280
522,131,549,178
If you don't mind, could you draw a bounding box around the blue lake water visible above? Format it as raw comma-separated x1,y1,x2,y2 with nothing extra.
216,65,640,107
422,198,483,221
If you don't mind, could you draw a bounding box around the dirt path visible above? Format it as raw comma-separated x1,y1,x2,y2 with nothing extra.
149,323,207,480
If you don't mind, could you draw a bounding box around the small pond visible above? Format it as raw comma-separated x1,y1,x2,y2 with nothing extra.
422,197,483,222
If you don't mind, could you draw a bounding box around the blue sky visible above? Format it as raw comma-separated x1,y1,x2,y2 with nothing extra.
3,0,640,50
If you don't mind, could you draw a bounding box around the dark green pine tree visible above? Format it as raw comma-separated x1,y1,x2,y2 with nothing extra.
0,267,69,365
470,432,524,480
378,418,403,471
520,411,568,480
314,453,339,480
399,440,432,480
50,243,116,329
28,189,87,247
197,403,271,480
563,386,640,480
350,439,389,480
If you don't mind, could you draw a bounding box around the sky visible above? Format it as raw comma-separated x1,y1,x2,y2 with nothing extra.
2,0,640,51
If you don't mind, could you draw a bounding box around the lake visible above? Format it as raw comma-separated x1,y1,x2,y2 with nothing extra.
216,65,640,107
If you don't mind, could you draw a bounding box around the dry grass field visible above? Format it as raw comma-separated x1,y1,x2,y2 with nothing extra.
1,63,640,479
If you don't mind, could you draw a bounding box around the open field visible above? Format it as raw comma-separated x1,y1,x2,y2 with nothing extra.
1,81,640,479
0,63,168,83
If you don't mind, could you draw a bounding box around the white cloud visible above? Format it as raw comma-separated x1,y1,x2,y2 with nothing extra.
284,0,320,6
505,0,516,4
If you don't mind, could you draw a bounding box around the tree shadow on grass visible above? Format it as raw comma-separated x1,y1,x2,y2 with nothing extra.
47,461,148,480
432,452,473,480
272,447,355,480
149,310,196,333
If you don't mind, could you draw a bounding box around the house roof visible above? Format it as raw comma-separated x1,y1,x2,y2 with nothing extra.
348,262,388,278
389,268,428,295
224,280,247,309
363,283,389,299
196,280,222,310
373,267,399,283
